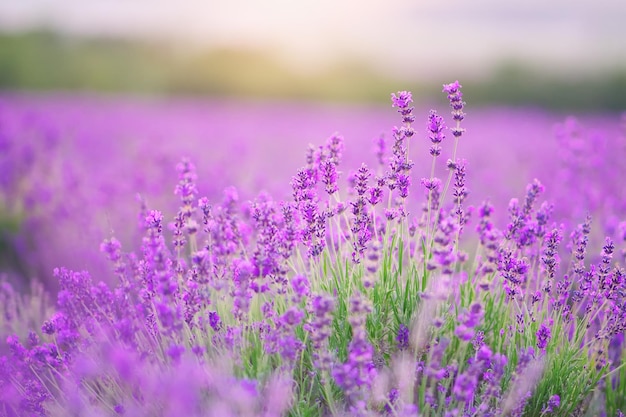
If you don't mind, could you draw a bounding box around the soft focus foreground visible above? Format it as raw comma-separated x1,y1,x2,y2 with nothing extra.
0,84,625,416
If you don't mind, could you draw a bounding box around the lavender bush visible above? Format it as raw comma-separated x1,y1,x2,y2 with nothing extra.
1,83,625,416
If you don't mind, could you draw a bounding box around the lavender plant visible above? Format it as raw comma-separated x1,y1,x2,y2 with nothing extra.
1,83,625,417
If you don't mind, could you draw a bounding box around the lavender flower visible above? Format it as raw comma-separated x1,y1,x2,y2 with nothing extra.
542,394,560,414
326,133,344,164
290,274,310,303
332,331,377,407
391,91,415,124
442,81,466,138
427,110,446,157
305,293,335,373
452,158,469,228
536,320,552,351
351,164,373,262
397,324,409,350
374,133,386,166
387,92,415,199
320,160,339,195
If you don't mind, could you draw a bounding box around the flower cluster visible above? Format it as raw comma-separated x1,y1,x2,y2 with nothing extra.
0,83,625,417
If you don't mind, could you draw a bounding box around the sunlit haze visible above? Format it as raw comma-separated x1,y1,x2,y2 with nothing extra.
1,0,625,79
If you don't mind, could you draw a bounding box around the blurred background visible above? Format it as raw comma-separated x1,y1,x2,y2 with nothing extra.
1,1,626,287
1,0,626,109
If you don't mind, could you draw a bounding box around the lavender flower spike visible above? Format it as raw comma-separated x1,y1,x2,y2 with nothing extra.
443,80,466,138
427,110,446,157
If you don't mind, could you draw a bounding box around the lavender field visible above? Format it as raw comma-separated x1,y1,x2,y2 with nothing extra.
1,83,625,416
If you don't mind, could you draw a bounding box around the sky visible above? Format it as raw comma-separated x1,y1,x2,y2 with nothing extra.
1,0,625,79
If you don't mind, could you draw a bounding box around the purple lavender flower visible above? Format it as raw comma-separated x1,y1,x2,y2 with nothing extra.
391,91,415,124
292,168,326,258
476,353,508,414
332,331,377,406
208,311,222,331
453,372,478,403
250,197,282,284
387,92,415,199
397,324,409,350
232,259,254,321
270,306,305,363
320,160,338,195
174,158,198,212
453,158,469,227
571,215,592,301
384,388,399,413
542,394,560,414
166,343,185,364
331,293,376,405
373,133,386,166
427,110,446,157
541,227,563,285
305,293,335,372
396,172,411,199
290,274,310,303
536,320,552,351
442,81,466,138
428,214,459,275
368,183,383,206
100,237,126,278
351,164,373,262
455,303,483,341
171,158,199,251
325,133,344,164
505,179,545,248
421,177,441,192
497,247,530,301
354,163,370,197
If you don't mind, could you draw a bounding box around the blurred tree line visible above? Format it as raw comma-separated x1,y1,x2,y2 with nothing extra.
0,30,625,110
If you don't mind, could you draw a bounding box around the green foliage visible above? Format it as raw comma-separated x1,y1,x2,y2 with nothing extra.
2,31,626,109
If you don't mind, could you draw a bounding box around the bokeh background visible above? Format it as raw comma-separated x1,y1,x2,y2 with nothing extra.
1,1,625,287
1,0,626,108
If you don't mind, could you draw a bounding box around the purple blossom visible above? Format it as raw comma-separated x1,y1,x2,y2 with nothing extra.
422,177,442,191
396,172,411,199
166,343,185,364
325,133,344,164
391,90,411,108
290,274,310,302
350,165,373,262
320,159,338,195
305,293,335,372
536,321,552,350
270,306,306,363
232,259,254,321
397,323,409,350
542,394,560,414
442,80,466,138
208,311,222,331
542,226,563,285
368,184,383,206
453,158,469,227
373,133,386,166
100,237,126,277
427,110,446,157
452,372,477,402
174,158,198,212
387,93,415,199
332,331,377,405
